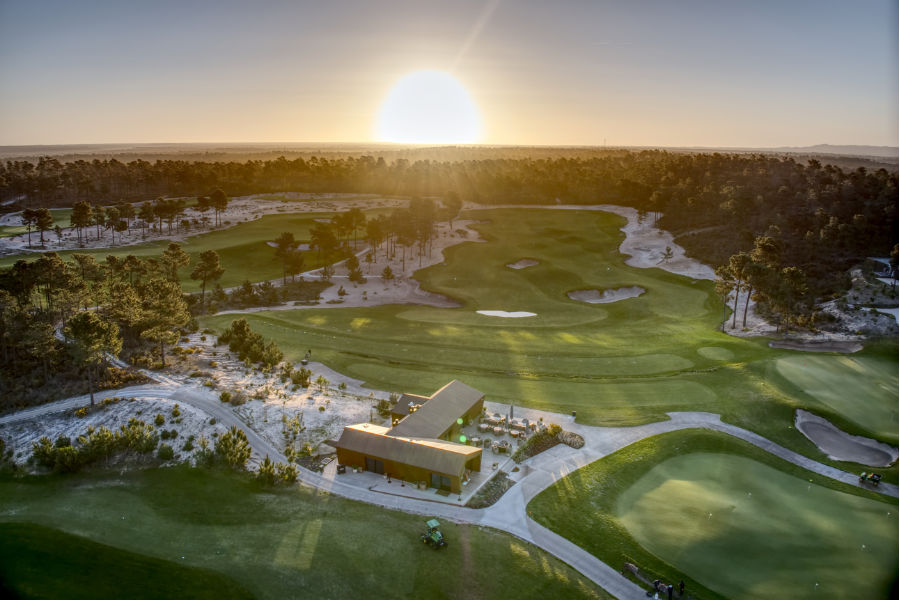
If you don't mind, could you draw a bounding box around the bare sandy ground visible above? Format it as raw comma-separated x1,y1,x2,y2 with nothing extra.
507,259,539,269
568,286,645,304
0,396,227,466
795,409,897,466
216,219,482,314
768,340,863,353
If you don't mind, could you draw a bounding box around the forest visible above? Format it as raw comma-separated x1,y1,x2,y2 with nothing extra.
0,149,896,408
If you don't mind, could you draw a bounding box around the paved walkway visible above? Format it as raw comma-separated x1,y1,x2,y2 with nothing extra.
4,384,896,600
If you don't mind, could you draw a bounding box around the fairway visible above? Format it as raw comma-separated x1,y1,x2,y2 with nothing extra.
0,523,253,599
773,353,898,443
0,208,72,238
0,468,608,600
200,208,898,464
617,453,898,600
0,210,378,291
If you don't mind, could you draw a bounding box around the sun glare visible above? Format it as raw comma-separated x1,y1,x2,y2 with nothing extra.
376,71,482,144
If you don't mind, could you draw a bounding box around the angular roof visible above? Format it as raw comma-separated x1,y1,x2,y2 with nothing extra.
392,393,430,417
334,423,481,476
388,380,484,439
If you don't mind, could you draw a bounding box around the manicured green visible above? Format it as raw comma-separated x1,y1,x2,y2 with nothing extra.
0,208,72,238
200,209,898,469
0,523,253,599
0,467,609,600
528,429,898,600
771,353,899,442
617,453,897,600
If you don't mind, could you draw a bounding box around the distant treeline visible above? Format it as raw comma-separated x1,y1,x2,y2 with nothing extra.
2,150,897,301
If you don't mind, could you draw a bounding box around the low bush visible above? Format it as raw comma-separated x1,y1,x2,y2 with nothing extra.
158,444,174,461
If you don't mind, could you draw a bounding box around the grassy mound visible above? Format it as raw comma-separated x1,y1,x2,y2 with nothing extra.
528,429,897,600
0,467,608,599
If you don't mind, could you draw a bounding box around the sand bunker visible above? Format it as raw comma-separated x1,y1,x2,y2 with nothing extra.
568,286,645,304
769,340,863,353
795,409,897,466
476,310,536,318
507,259,539,270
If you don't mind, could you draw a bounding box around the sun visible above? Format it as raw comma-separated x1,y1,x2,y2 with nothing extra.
376,70,482,144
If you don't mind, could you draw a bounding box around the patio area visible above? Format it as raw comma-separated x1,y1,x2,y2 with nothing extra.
320,453,516,505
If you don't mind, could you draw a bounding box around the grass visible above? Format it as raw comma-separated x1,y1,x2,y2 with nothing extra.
0,208,73,238
770,351,899,442
0,210,385,292
0,466,610,600
199,209,898,475
528,429,898,600
0,523,254,599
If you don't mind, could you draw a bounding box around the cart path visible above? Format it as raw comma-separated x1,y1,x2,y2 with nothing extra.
4,388,896,600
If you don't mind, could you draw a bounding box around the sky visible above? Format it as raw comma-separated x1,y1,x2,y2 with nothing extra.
0,0,897,147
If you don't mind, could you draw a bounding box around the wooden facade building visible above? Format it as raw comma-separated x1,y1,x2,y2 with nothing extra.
335,380,485,493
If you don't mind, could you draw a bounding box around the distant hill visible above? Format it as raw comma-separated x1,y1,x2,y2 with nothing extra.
767,144,898,158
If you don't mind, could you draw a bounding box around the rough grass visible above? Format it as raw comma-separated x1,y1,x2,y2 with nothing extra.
0,523,254,599
0,466,609,600
528,429,898,600
199,209,898,476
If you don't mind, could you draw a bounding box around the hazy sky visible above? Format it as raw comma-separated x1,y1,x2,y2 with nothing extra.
0,0,897,147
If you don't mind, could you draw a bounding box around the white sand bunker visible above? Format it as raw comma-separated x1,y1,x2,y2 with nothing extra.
476,310,537,318
507,259,539,270
795,410,898,467
568,286,645,304
769,340,863,353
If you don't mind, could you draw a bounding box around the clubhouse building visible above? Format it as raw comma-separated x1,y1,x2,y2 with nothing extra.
334,380,484,493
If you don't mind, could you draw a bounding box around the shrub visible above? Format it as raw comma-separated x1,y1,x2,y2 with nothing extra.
215,426,251,469
291,367,311,387
193,436,215,468
32,437,56,469
276,462,298,484
158,444,174,461
219,391,232,403
55,435,72,449
154,414,165,427
75,407,88,418
257,455,276,486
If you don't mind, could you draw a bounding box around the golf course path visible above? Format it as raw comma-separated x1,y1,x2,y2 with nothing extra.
5,389,896,600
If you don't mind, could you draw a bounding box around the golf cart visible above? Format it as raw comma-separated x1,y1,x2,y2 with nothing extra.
859,472,882,487
420,518,447,549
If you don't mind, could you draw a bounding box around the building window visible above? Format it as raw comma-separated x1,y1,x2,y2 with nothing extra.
430,473,451,491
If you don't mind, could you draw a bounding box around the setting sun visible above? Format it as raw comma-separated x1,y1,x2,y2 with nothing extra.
375,70,482,144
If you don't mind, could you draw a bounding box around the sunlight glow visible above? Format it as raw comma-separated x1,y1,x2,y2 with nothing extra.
376,71,482,144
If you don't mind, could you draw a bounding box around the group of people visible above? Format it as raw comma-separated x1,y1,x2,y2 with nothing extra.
648,579,685,599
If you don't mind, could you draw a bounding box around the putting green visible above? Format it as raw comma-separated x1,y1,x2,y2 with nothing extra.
697,346,734,361
773,354,898,442
616,453,898,600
